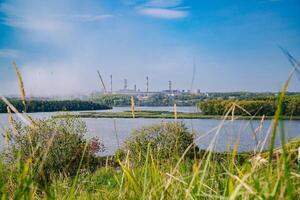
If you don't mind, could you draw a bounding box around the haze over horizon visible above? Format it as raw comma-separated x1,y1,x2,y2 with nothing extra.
0,0,300,96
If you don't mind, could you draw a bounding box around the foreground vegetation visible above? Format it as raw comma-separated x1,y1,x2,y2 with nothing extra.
0,99,110,113
1,116,300,199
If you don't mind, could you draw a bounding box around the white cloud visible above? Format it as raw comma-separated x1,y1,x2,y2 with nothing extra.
124,0,183,7
0,1,113,34
0,49,21,58
2,13,113,32
0,2,69,37
4,16,68,33
146,0,183,8
136,0,188,19
69,14,114,22
138,7,187,19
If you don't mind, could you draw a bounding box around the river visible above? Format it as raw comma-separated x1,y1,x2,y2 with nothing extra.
0,106,300,155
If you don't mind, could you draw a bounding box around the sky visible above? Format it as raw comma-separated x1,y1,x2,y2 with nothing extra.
0,0,299,96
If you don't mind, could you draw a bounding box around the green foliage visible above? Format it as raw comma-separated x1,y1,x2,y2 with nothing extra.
92,93,204,106
92,95,132,107
4,118,104,183
198,96,300,116
122,122,196,165
1,120,300,199
84,168,120,192
204,91,300,100
284,96,300,115
0,158,6,198
0,99,110,113
93,92,300,108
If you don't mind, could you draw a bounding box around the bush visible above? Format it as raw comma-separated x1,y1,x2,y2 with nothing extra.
4,118,104,182
121,122,196,165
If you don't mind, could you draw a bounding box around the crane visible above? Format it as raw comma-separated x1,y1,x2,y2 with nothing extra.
97,70,107,94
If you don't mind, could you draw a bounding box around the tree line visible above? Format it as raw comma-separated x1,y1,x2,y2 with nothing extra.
197,96,300,116
91,92,300,107
92,94,204,107
0,99,111,113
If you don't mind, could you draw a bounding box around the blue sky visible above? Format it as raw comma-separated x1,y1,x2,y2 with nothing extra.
0,0,299,96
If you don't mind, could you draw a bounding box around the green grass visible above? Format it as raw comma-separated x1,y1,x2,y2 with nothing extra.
1,142,300,199
54,110,300,120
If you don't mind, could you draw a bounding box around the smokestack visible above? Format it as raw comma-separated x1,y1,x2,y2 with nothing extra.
146,76,149,94
134,84,137,92
124,79,128,90
169,80,172,92
110,75,112,93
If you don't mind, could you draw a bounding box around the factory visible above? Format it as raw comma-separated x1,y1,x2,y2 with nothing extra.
96,71,201,97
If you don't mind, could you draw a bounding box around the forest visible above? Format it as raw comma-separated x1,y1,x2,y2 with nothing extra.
91,92,300,107
0,99,110,113
198,96,300,116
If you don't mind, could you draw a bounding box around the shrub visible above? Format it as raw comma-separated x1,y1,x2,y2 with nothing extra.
121,122,196,165
4,118,104,183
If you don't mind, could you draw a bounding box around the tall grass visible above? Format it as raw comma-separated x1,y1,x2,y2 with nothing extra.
12,61,26,111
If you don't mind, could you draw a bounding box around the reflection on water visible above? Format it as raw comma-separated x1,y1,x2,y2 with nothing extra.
1,106,300,156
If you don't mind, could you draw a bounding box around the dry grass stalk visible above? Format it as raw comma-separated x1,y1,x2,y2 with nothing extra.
131,96,135,118
174,103,177,120
7,106,18,136
12,61,26,110
1,96,35,128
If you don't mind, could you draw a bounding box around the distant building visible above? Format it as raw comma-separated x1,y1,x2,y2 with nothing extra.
114,89,160,96
162,90,181,96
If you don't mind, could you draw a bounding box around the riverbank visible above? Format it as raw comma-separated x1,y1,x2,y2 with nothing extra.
54,110,300,120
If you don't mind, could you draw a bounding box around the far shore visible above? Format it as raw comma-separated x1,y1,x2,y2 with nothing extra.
54,110,300,120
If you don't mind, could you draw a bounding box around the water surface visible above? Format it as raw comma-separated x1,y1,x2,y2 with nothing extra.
1,106,299,155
